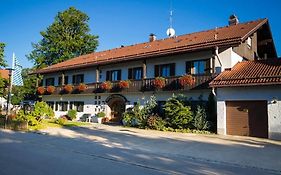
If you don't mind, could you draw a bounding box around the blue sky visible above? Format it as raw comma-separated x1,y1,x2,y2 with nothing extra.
1,0,281,68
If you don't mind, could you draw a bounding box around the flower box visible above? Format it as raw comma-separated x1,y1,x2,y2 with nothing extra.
179,75,195,87
100,81,112,90
152,77,166,89
77,83,87,92
46,86,55,94
118,80,130,89
37,86,45,95
63,84,73,93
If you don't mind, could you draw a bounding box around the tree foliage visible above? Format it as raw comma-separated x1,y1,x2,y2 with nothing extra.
28,7,99,68
193,105,211,130
0,42,7,67
163,95,193,129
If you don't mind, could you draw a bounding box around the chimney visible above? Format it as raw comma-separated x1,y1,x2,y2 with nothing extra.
228,14,239,26
149,33,156,42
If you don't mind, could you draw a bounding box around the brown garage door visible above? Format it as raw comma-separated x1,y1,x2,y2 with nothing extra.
226,101,268,138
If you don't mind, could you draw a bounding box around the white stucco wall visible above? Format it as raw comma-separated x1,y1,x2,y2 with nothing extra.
216,48,243,72
216,86,281,140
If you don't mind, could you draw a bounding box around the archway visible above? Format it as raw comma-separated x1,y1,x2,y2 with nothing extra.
106,94,127,122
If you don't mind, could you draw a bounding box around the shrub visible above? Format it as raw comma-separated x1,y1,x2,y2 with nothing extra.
100,81,112,90
207,92,217,131
96,112,106,118
194,105,211,131
67,109,77,120
46,86,55,94
118,80,130,89
122,103,142,127
63,84,73,93
33,101,55,120
55,116,67,125
37,86,45,95
147,115,166,130
78,83,87,92
152,77,166,89
163,95,193,129
179,75,195,87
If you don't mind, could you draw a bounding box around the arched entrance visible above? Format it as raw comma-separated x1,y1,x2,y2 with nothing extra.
106,94,127,122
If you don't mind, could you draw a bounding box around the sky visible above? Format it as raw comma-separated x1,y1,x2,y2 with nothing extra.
0,0,281,68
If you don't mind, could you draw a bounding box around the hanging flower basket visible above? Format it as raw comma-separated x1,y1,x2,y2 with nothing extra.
179,75,195,87
100,81,112,90
118,80,130,89
63,84,73,93
37,86,45,95
77,83,87,92
46,86,55,94
152,77,166,89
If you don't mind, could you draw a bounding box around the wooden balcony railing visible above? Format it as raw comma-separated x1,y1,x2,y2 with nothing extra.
40,74,216,95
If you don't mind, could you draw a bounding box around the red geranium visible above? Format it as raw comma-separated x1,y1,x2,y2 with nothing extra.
100,81,112,90
152,77,166,89
78,83,87,92
37,86,45,95
63,84,73,93
118,80,130,89
179,75,195,87
46,86,55,94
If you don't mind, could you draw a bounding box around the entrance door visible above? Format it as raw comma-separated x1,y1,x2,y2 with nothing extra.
226,101,268,138
107,98,125,122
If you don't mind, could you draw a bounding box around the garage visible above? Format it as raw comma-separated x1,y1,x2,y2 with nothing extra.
226,101,268,138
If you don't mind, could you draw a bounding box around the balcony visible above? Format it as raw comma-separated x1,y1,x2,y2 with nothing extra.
40,74,216,95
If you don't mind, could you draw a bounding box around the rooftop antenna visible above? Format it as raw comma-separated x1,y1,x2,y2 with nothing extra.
166,0,176,37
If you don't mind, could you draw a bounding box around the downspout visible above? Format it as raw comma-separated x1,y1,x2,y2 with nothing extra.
212,87,216,96
214,46,223,67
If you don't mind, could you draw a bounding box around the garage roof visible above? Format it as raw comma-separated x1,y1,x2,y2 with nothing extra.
210,59,281,87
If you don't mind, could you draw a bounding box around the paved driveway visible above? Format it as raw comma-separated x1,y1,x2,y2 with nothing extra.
0,124,280,175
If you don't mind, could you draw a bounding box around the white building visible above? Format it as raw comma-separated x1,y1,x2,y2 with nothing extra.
33,17,278,139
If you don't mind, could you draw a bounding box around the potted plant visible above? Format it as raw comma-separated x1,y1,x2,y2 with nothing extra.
100,81,112,90
63,84,73,93
94,112,106,124
152,77,166,89
77,83,87,92
179,75,195,87
46,85,55,94
118,80,130,89
37,86,45,95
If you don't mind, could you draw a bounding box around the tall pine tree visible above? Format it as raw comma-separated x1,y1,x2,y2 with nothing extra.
28,7,99,68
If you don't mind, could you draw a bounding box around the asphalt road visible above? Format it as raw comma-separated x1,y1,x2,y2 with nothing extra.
0,129,280,175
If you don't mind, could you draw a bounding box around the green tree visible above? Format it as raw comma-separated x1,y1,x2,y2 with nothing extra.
0,42,7,67
28,7,99,68
193,105,211,130
163,95,193,129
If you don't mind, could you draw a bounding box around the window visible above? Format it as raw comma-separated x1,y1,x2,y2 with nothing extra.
186,59,211,75
154,63,175,77
45,78,55,86
72,74,84,85
73,101,84,112
106,70,121,81
46,101,54,110
58,76,68,86
128,67,143,80
58,101,68,111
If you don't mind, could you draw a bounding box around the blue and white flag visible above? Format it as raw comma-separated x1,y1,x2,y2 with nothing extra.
11,53,23,86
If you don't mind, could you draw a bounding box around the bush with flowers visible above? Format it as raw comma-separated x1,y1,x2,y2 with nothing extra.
37,86,45,95
179,75,195,87
100,81,112,90
118,80,130,89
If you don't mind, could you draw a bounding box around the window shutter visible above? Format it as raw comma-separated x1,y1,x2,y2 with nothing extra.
186,62,192,74
106,71,110,81
155,65,159,77
117,70,121,80
128,68,133,79
205,59,211,74
72,75,76,84
65,76,68,84
170,63,175,76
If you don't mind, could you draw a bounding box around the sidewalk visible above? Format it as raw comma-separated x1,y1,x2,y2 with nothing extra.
41,124,281,172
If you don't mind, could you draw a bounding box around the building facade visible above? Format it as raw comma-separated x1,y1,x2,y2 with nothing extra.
34,17,277,127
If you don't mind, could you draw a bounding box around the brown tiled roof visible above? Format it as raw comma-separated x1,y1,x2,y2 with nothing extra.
0,69,9,79
209,59,281,87
35,18,268,74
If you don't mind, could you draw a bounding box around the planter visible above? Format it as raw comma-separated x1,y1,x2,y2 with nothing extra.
152,77,166,89
179,75,195,87
77,83,87,92
118,80,130,89
100,81,112,91
63,84,73,93
37,86,45,95
46,86,55,94
92,116,103,124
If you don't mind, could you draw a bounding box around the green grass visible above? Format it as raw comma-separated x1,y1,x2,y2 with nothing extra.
28,119,90,131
